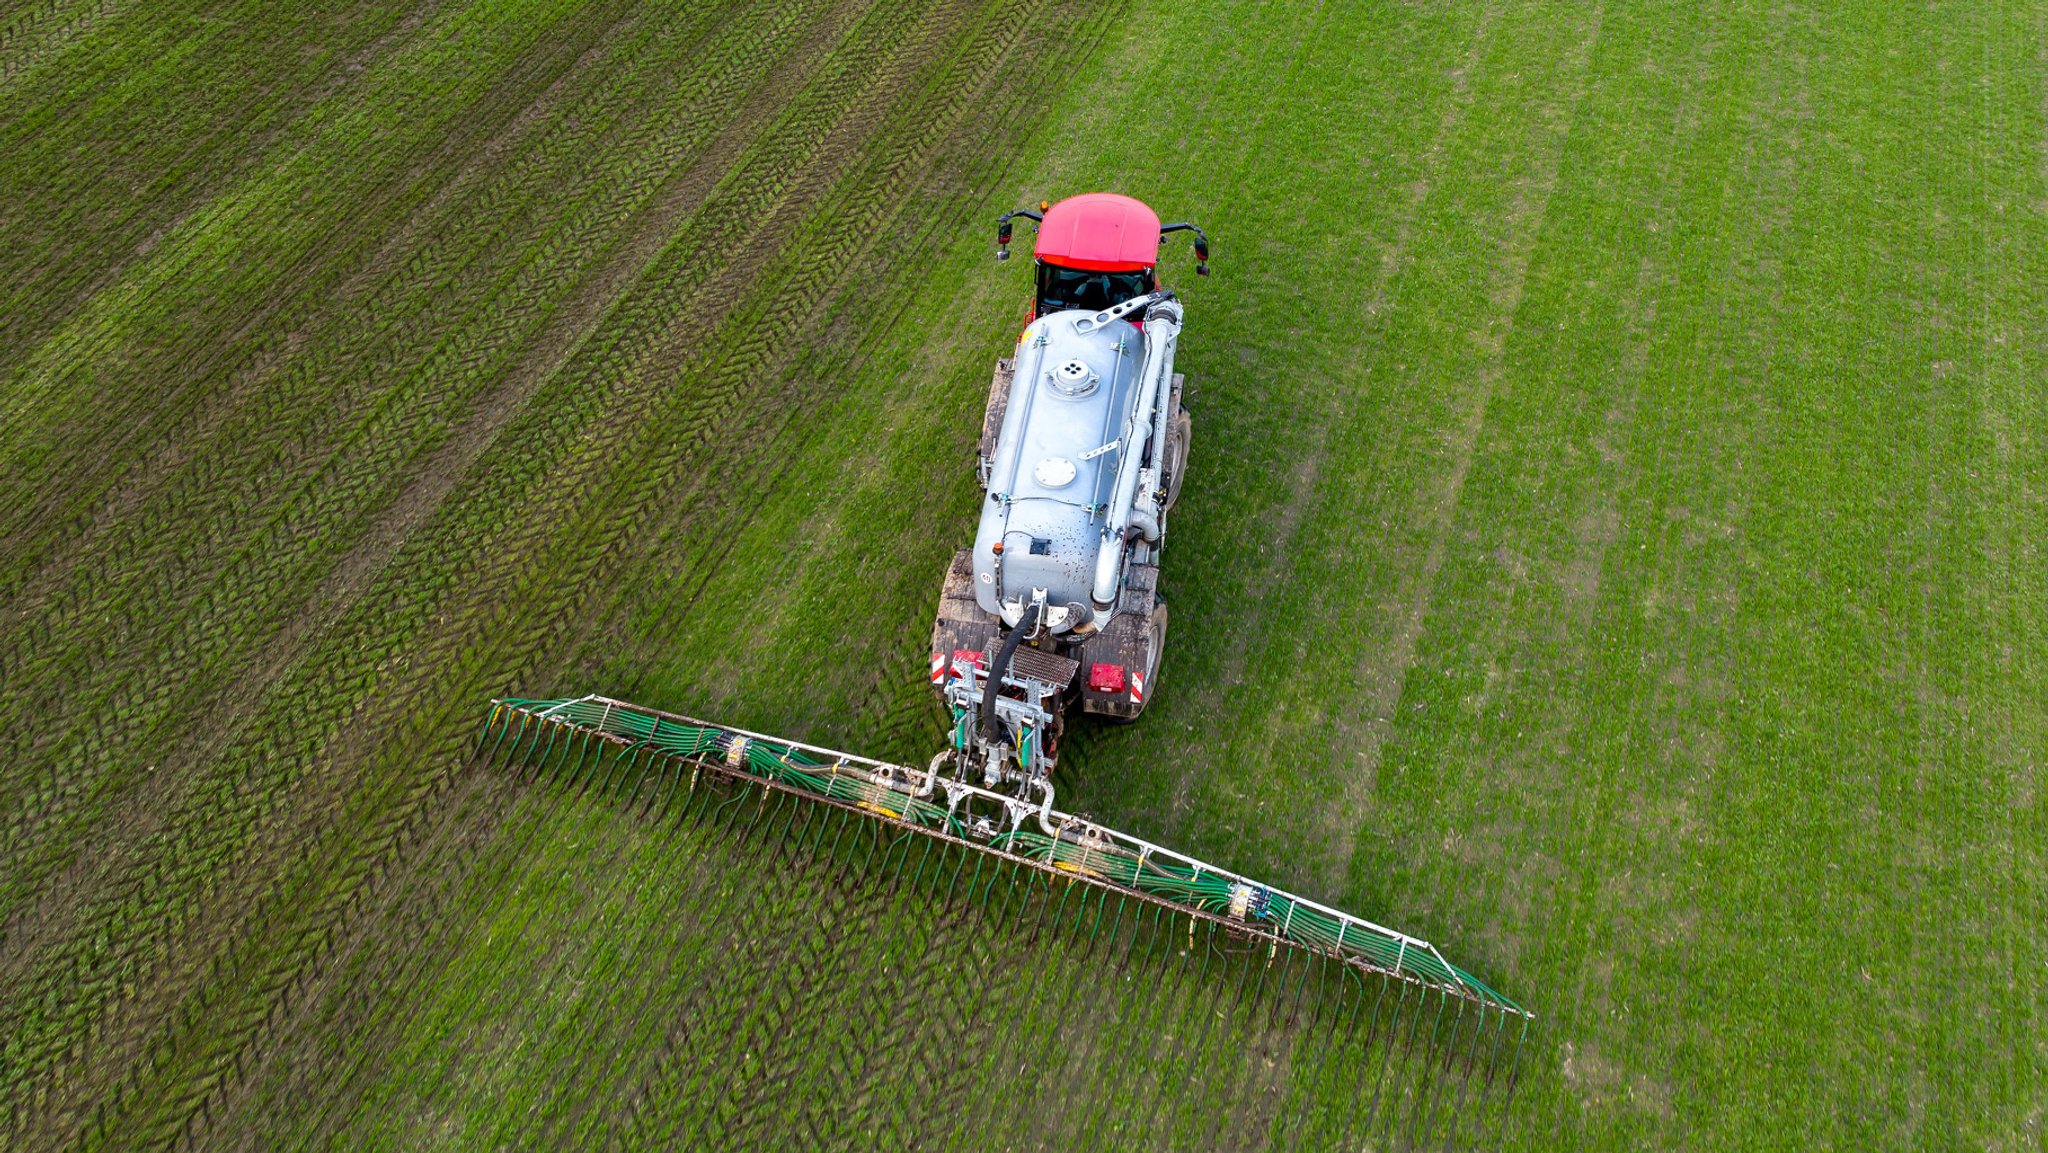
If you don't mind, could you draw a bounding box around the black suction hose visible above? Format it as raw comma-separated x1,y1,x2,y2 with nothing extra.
981,601,1042,742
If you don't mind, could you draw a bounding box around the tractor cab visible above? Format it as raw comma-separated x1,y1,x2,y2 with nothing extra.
1037,262,1153,317
997,193,1208,321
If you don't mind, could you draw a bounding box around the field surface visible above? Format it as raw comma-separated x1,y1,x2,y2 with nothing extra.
3,0,2044,1149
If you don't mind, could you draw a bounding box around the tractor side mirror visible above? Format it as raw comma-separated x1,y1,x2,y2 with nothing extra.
1194,237,1210,276
996,219,1012,261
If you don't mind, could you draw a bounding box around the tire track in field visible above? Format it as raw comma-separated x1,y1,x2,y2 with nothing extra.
785,847,1041,1150
1143,938,1272,1148
598,801,844,1148
0,0,658,699
0,0,130,82
7,0,1058,1140
923,862,1068,1148
837,853,1029,1151
1001,885,1179,1148
200,10,897,1117
0,0,592,592
274,775,720,1151
0,0,796,931
612,807,873,1147
489,789,790,1149
552,0,1102,752
0,0,438,392
729,846,956,1150
892,860,1089,1149
1055,912,1165,1147
0,0,569,546
1131,935,1277,1149
320,788,668,1149
212,769,535,1149
0,0,753,974
0,0,864,1130
0,3,604,598
16,0,1097,1138
196,767,522,1151
536,4,1130,1122
972,877,1135,1144
559,797,837,1146
0,0,671,884
0,0,832,983
1056,902,1186,1148
490,9,1028,1138
294,787,613,1148
1087,914,1250,1152
0,6,638,774
509,786,863,1147
942,888,1194,1150
1035,895,1170,1116
671,826,925,1149
538,796,798,1148
1265,961,1372,1151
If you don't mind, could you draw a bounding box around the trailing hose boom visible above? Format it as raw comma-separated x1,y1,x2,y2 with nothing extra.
481,695,1527,1016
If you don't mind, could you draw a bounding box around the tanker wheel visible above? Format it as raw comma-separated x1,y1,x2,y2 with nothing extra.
1107,598,1168,724
1161,407,1192,514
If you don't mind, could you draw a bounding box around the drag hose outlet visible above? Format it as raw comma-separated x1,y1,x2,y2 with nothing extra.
980,601,1042,742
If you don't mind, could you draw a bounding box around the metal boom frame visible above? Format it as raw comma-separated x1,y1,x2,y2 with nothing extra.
481,694,1531,1020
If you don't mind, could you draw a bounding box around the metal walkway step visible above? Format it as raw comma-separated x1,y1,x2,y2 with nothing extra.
1009,646,1079,688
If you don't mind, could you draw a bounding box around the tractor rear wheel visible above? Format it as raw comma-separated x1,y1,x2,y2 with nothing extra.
1161,407,1191,514
1107,598,1167,724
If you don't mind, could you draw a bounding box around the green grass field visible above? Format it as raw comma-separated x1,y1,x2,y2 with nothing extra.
3,0,2043,1148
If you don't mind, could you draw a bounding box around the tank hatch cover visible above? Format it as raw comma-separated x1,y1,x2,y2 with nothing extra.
1033,457,1078,488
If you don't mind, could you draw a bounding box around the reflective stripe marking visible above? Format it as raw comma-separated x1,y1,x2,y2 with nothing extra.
929,653,945,683
1130,671,1146,704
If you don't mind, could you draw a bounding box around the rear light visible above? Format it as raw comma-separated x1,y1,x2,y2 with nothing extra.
1088,663,1126,693
937,651,986,684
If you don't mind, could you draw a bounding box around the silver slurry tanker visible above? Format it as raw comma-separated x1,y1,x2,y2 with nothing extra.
973,291,1181,631
931,192,1208,798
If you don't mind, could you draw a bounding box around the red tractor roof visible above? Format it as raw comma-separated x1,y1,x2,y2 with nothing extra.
1034,193,1161,272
